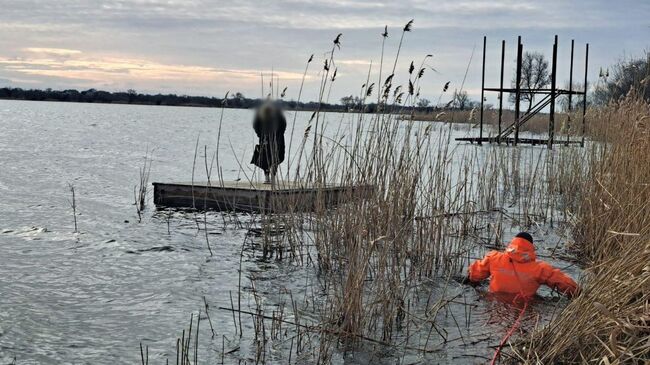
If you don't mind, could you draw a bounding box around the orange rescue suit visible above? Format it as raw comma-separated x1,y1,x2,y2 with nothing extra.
468,237,578,298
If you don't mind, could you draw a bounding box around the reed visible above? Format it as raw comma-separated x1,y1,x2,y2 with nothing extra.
511,93,650,364
140,313,202,365
145,25,647,365
67,182,78,233
135,148,153,223
249,21,585,355
229,22,596,359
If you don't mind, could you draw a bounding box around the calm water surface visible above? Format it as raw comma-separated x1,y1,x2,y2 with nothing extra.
0,100,579,364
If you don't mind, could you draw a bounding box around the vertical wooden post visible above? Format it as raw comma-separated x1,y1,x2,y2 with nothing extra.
567,39,574,145
581,43,589,147
514,36,522,146
498,40,505,145
548,35,558,149
478,36,480,145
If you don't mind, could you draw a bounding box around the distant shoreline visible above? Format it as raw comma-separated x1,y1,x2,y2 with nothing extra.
0,96,328,113
0,86,512,127
0,86,350,112
0,86,458,116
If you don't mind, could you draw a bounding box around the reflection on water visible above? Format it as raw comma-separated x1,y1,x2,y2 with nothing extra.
0,100,579,364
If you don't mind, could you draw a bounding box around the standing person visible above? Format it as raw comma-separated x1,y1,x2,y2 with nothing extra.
466,232,579,299
251,102,286,183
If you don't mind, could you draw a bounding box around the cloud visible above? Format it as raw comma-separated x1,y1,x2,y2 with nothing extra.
0,0,638,32
338,59,373,66
23,48,82,56
0,53,310,94
0,0,647,101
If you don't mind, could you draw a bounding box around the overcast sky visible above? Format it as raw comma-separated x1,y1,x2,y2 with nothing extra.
0,0,648,104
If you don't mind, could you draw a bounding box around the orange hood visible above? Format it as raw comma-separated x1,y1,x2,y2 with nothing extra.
505,237,536,263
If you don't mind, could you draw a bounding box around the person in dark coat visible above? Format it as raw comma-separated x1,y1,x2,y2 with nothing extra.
250,102,286,183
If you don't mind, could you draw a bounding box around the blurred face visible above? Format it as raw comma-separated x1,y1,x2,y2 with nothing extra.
257,103,276,122
263,106,273,120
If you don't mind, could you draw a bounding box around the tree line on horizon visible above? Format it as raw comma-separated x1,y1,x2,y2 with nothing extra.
0,87,344,111
0,85,489,115
0,86,437,114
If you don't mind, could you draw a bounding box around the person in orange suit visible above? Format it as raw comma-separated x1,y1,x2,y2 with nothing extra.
467,232,579,299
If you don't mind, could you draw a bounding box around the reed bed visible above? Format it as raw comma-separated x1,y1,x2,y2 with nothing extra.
512,93,650,364
239,24,595,360
145,25,644,364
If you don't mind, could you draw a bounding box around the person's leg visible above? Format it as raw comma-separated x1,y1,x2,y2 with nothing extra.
264,169,271,184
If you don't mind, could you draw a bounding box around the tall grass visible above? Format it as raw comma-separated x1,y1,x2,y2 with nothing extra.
134,148,153,223
252,21,593,353
512,93,650,364
147,26,648,364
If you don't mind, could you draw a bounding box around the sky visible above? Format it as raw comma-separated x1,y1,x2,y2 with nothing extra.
0,0,648,104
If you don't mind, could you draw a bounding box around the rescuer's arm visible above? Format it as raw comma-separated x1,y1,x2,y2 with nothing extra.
467,251,497,283
538,262,579,297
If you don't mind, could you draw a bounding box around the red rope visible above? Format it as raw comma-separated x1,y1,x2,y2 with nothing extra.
491,258,530,364
489,298,528,365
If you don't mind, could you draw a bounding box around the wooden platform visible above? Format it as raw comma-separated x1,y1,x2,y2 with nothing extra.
455,137,583,146
152,180,375,213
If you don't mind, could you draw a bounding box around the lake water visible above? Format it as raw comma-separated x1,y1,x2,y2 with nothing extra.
0,100,579,364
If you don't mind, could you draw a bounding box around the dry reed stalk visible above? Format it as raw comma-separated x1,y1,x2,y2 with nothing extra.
264,27,615,358
286,54,314,179
134,149,153,223
511,93,650,364
148,24,629,364
67,183,78,232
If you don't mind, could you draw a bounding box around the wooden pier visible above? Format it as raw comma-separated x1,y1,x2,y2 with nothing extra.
153,180,374,213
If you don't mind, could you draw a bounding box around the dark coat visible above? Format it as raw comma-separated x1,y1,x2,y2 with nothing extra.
250,105,286,172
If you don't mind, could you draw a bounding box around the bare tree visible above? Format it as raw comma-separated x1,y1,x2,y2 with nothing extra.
340,95,361,111
127,89,137,104
340,95,354,109
417,98,431,108
510,52,550,113
559,81,586,112
452,90,469,110
593,54,649,104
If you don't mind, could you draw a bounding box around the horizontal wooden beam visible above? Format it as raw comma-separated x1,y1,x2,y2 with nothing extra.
483,88,585,95
455,137,583,145
152,181,375,213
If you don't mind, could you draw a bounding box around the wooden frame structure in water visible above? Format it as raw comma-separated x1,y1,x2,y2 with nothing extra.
456,35,589,149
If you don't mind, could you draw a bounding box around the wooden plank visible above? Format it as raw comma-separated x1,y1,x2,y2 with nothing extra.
152,181,374,213
483,87,585,95
455,137,583,146
163,180,342,192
